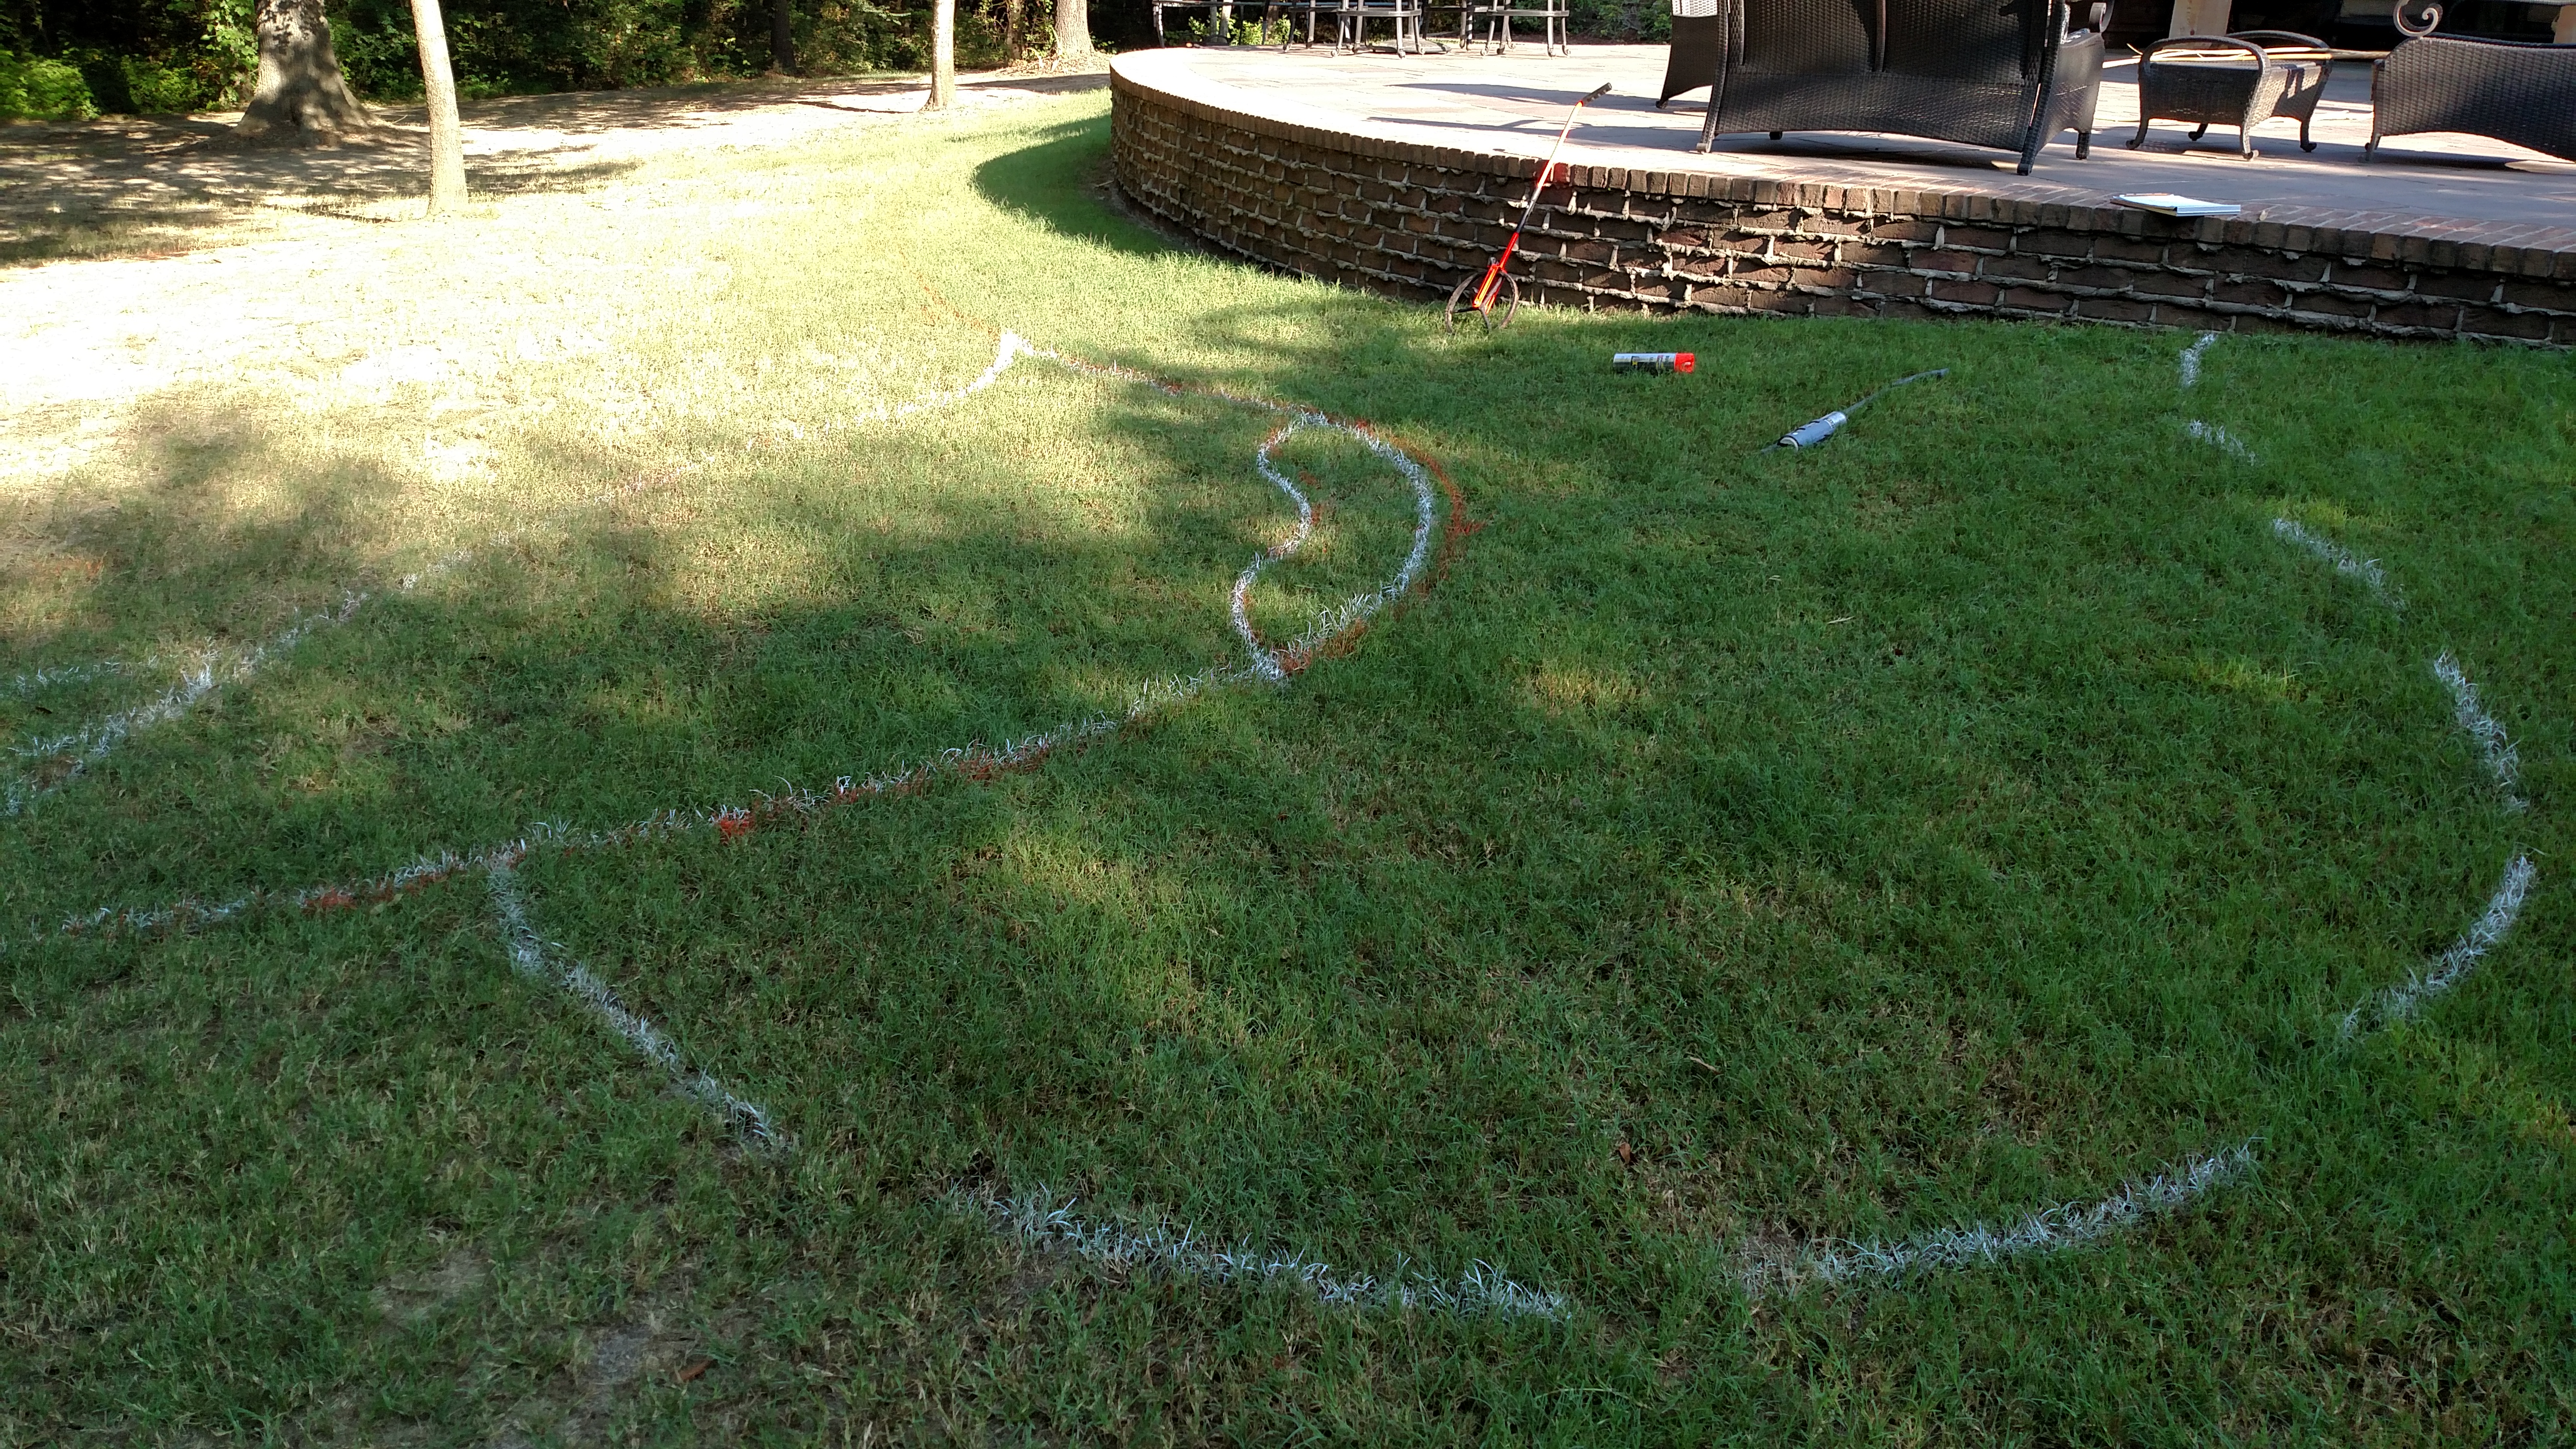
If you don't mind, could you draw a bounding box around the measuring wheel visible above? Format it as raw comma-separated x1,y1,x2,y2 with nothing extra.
1445,270,1519,333
1441,81,1608,336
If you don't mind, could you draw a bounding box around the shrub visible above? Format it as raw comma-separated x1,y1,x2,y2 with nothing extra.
120,58,208,113
1569,0,1670,39
0,52,98,121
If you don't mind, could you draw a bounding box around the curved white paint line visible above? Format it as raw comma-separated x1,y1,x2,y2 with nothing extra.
31,653,1250,945
2272,517,2403,611
2340,852,2535,1039
490,861,785,1147
1758,348,2535,1303
2433,652,2525,811
2185,419,2258,463
2178,334,2259,461
8,333,1507,1315
2,594,367,818
2178,331,2217,389
976,1187,1567,1320
2266,512,2536,1036
1230,413,1437,682
23,340,1444,950
0,342,1027,824
1739,1143,2256,1298
1233,418,1319,681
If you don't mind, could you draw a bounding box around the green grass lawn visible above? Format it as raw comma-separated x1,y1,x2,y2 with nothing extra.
2,90,2571,1445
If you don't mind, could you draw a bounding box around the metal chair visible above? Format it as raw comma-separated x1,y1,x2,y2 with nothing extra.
1465,0,1571,54
1151,0,1338,47
1338,0,1428,53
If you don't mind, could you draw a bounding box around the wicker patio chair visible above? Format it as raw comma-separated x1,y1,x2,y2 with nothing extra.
2128,30,2333,158
1654,0,2107,175
2366,0,2576,162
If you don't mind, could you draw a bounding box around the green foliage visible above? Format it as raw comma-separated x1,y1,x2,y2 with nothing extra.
1,0,254,115
0,50,94,120
0,0,972,114
1184,12,1299,44
1568,0,1671,41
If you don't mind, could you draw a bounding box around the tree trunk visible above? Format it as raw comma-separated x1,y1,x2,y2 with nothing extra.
409,0,466,213
1003,0,1024,62
926,0,956,109
236,0,376,140
1053,0,1091,57
771,0,797,73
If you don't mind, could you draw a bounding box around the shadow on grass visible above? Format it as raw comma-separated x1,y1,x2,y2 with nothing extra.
968,113,1177,259
0,122,649,264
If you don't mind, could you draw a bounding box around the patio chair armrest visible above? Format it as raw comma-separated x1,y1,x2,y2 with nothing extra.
2140,33,2274,65
2226,28,2327,49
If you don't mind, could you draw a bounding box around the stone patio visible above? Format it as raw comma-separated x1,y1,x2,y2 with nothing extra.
1140,40,2576,236
1112,41,2576,342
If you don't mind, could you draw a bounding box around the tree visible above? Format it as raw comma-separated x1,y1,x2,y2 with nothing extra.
770,0,797,73
1054,0,1090,57
236,0,375,139
925,0,955,109
410,0,466,213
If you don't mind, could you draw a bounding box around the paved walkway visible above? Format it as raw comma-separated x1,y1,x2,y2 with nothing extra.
1133,41,2576,234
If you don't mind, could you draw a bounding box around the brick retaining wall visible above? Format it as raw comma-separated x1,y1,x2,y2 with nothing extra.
1111,68,2576,345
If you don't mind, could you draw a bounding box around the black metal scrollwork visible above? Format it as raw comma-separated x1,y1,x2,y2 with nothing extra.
2392,0,2441,37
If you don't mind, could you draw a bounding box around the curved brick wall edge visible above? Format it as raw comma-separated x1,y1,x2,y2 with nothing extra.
1109,65,2576,345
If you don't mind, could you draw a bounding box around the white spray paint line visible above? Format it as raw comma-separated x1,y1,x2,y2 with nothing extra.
2,594,366,817
1015,336,1439,683
1739,1142,2256,1297
2339,852,2535,1039
1725,333,2266,1300
2179,333,2260,462
2178,331,2217,389
2184,419,2258,463
1750,343,2539,1301
1,656,151,699
7,331,1506,1316
0,330,987,809
2271,517,2402,611
23,338,1445,950
2262,530,2537,1035
976,1187,1567,1319
27,642,1253,945
2432,652,2525,810
489,860,785,1147
0,469,689,820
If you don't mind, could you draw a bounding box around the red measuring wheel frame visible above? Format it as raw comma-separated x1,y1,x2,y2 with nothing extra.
1445,82,1610,335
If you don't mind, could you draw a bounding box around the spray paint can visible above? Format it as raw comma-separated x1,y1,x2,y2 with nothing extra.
1612,352,1695,374
1774,411,1848,449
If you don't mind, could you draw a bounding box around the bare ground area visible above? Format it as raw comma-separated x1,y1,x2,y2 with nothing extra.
0,64,1106,522
0,61,1109,266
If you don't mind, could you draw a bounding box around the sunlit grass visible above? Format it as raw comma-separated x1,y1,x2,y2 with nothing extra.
0,89,2570,1445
